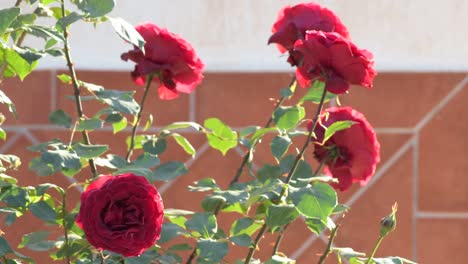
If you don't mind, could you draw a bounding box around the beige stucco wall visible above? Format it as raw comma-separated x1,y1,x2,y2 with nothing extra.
2,0,467,71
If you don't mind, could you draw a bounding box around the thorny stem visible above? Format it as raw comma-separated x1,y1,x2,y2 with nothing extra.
272,146,328,255
317,225,340,264
365,235,384,264
249,87,328,262
272,223,290,255
230,76,295,186
279,88,327,197
125,74,154,162
62,193,71,264
244,222,268,264
60,1,98,178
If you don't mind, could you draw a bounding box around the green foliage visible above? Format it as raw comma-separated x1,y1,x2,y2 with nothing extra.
151,161,188,182
270,135,291,162
74,0,115,18
322,120,355,144
49,109,72,128
265,204,299,231
204,118,238,155
171,133,196,157
196,239,229,264
289,183,337,221
185,212,217,238
18,231,55,251
299,80,335,104
108,17,145,52
0,7,20,36
273,106,305,130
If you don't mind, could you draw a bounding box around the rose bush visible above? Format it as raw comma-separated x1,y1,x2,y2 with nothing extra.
121,22,204,100
0,1,416,264
76,173,164,257
308,107,381,191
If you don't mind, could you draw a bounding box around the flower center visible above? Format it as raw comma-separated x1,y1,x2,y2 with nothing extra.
314,144,352,167
102,199,144,231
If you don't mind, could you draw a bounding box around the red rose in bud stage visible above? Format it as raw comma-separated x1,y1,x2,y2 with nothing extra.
268,2,350,65
308,107,380,191
121,22,204,100
76,173,164,257
294,31,376,94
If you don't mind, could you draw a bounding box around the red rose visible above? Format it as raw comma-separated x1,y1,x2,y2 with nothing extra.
294,31,376,94
76,173,164,256
308,107,380,191
268,2,350,65
121,22,204,100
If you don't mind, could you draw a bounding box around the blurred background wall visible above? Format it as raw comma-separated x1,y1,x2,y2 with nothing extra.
0,0,467,263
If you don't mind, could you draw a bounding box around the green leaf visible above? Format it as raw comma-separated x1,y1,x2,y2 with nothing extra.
332,204,350,215
0,90,16,118
159,223,188,244
0,47,37,81
41,149,81,171
266,255,296,264
144,114,153,131
161,122,203,132
57,74,71,83
371,257,417,264
0,128,6,141
36,183,64,196
57,12,84,29
29,200,57,224
132,153,159,168
201,195,225,212
29,157,55,176
171,133,196,157
142,138,167,155
270,135,291,162
299,80,335,104
229,234,251,247
168,243,192,251
273,106,305,130
213,190,249,205
188,178,220,192
196,239,228,263
322,120,355,144
151,161,188,182
229,217,262,237
73,143,108,159
185,212,217,238
0,7,20,35
112,116,127,134
266,204,299,231
304,217,336,235
108,17,145,52
49,109,72,128
0,237,13,257
12,46,45,65
24,25,64,42
77,118,103,131
204,118,237,155
19,231,55,251
1,186,29,208
333,247,366,260
289,183,337,221
76,0,115,17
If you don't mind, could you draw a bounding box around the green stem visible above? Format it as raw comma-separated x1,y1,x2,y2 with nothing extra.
62,193,71,264
99,251,105,264
60,1,98,178
125,74,154,162
365,236,384,264
317,225,339,264
2,256,8,263
14,0,22,6
244,223,268,264
272,223,289,255
279,88,327,197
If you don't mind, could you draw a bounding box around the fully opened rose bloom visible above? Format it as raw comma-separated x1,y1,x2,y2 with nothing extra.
308,107,380,191
121,22,204,100
76,173,164,256
294,30,376,94
268,2,350,65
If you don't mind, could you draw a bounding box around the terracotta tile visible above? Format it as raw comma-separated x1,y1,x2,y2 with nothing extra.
419,82,468,211
340,73,466,127
196,73,294,127
418,219,468,264
55,70,190,127
0,71,52,125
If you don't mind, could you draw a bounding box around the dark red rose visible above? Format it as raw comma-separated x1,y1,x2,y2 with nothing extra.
294,30,376,94
121,22,204,100
308,107,380,191
268,2,350,65
76,173,164,256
